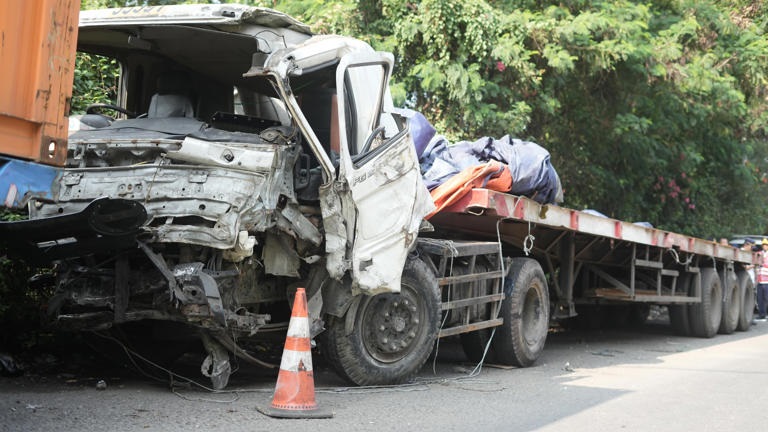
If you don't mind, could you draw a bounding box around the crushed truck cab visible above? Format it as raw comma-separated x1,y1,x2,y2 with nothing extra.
1,4,433,388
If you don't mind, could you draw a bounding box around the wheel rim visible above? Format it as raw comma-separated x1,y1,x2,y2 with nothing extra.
522,282,546,347
360,282,426,363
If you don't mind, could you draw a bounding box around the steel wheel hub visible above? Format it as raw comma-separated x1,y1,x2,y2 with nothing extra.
361,289,423,363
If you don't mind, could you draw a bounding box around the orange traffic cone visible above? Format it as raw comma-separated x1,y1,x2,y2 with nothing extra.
257,288,333,419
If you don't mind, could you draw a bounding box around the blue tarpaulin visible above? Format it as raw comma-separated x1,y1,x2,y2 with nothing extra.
419,134,563,205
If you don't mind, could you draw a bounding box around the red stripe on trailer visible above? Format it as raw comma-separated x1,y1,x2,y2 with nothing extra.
493,195,509,217
570,211,579,230
614,221,622,239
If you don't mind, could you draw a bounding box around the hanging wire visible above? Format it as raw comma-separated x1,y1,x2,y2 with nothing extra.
523,221,536,256
667,248,693,266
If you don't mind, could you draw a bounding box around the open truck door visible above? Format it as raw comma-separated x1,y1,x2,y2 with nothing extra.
334,52,434,294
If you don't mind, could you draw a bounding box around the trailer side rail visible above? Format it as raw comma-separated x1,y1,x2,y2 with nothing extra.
427,189,752,318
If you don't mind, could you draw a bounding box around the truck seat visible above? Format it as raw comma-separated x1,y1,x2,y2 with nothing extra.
147,72,195,118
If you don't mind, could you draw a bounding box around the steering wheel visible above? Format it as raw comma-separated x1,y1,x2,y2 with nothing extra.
359,125,387,155
85,103,137,119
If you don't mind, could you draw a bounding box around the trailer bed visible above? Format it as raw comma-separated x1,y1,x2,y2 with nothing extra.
427,188,754,317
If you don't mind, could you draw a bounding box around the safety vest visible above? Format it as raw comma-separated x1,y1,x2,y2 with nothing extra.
757,253,768,284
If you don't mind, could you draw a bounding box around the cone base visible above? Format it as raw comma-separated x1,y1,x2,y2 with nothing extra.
257,404,333,419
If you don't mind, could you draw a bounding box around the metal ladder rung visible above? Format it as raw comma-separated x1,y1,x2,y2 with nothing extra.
438,318,504,338
441,293,505,311
438,270,506,286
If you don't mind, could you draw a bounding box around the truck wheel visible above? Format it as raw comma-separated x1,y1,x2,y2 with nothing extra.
718,271,739,334
493,258,549,367
688,268,722,338
460,329,495,363
736,271,754,332
668,273,691,336
322,257,439,385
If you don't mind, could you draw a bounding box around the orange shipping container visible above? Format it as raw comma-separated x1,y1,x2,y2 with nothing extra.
0,0,80,166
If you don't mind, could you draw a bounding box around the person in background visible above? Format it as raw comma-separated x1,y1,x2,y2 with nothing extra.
755,238,768,321
741,238,756,284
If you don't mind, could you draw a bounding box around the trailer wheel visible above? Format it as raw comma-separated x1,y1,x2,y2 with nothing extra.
736,271,755,332
322,257,439,385
460,329,495,363
688,268,722,338
668,273,692,336
493,258,549,367
718,271,739,334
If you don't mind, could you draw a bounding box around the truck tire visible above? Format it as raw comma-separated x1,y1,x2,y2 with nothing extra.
493,258,550,367
668,273,692,336
321,257,440,385
736,271,754,332
688,268,722,338
718,271,739,334
460,329,495,363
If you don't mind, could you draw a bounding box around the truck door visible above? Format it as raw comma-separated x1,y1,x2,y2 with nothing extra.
335,52,434,294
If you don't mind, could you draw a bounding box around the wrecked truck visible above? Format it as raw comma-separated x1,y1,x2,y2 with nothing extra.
1,4,440,388
4,3,754,391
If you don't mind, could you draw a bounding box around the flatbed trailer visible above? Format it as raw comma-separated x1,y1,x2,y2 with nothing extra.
417,188,756,365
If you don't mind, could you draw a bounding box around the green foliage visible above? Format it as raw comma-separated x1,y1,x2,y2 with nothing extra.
71,53,119,114
70,0,768,239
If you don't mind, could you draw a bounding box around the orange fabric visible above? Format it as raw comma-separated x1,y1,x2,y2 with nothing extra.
426,161,512,219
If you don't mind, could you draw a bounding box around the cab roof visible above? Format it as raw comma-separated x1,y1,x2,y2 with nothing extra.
79,4,312,35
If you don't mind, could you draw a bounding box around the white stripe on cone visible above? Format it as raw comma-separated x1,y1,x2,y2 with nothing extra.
279,349,314,372
286,316,309,338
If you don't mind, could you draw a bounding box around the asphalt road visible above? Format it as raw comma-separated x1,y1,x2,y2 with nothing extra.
2,314,768,432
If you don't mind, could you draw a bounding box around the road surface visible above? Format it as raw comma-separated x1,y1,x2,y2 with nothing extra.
2,314,767,432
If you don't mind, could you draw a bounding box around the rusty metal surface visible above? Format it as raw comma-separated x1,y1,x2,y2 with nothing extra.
0,0,79,165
